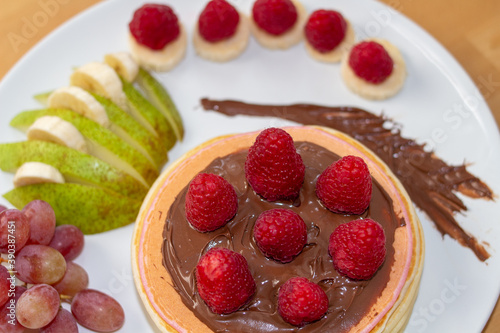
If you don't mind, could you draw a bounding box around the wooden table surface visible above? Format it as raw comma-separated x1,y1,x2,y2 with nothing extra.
1,0,499,331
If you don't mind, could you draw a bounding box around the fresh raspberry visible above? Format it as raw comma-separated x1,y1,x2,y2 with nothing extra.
198,0,240,43
348,41,394,84
195,247,256,314
252,0,298,36
185,173,238,232
278,277,329,326
245,128,305,201
129,3,180,50
316,155,372,214
329,218,386,280
253,208,307,263
305,10,347,53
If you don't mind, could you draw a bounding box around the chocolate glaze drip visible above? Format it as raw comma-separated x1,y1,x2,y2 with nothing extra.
163,142,402,332
201,98,494,261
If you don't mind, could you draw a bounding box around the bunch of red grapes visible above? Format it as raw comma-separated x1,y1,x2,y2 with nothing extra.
0,201,124,332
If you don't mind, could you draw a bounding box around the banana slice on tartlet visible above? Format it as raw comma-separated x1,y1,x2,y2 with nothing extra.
341,38,407,100
132,126,424,333
250,0,307,50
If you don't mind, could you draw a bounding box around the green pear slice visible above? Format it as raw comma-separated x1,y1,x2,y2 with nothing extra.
0,141,147,200
3,183,141,234
92,93,168,168
11,109,158,186
136,68,184,141
33,91,51,106
121,77,177,151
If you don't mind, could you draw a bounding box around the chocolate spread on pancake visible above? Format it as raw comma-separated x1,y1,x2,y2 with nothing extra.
163,142,402,332
200,98,494,261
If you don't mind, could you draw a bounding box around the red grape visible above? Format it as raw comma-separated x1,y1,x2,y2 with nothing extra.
40,308,79,333
52,261,89,297
0,209,30,254
23,200,56,245
0,286,27,333
72,289,125,332
16,244,67,285
49,224,84,260
0,265,11,307
16,284,60,329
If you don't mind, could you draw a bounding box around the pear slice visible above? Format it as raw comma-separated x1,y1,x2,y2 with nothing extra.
3,183,141,234
91,93,168,168
11,109,159,186
0,141,147,200
13,162,65,187
121,77,177,151
136,68,184,141
33,91,52,106
27,116,88,153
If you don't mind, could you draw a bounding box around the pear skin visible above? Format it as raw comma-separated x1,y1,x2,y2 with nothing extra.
0,141,147,200
92,93,168,168
3,183,141,234
136,68,184,141
121,77,177,151
11,109,159,186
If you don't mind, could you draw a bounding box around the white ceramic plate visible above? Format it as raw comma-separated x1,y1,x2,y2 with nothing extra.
1,0,499,332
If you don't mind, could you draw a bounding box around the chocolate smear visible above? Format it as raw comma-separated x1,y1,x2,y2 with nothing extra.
201,98,494,261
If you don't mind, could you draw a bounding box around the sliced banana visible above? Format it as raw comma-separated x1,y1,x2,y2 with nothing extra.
250,0,307,50
104,52,139,82
70,62,129,111
340,38,407,100
27,116,88,153
128,24,187,72
14,162,65,187
193,14,250,62
48,86,110,127
304,19,356,63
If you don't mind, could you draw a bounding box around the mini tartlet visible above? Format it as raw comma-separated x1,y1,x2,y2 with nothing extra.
341,38,406,100
132,126,424,333
193,0,251,62
250,0,308,50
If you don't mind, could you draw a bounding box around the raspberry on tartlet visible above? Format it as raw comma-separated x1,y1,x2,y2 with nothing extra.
198,0,240,43
253,208,307,263
245,128,305,201
185,173,238,232
305,9,347,53
195,247,256,314
252,0,298,35
328,218,386,280
278,277,329,326
129,3,180,50
348,41,394,84
316,155,372,215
